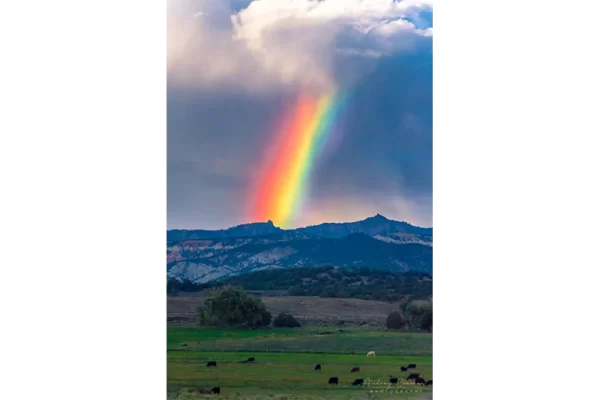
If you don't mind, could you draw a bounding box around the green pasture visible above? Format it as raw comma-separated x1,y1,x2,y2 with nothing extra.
167,327,431,356
168,327,432,399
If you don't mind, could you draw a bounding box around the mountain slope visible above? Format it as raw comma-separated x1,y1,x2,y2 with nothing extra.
167,233,432,283
373,232,432,246
167,215,433,283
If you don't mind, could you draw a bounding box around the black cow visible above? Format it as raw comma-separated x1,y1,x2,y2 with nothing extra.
400,366,408,372
389,377,399,384
246,357,255,362
212,387,221,394
328,377,339,385
352,378,364,386
415,377,426,385
407,364,417,369
206,361,217,367
350,367,360,373
314,364,322,371
407,373,420,380
425,380,433,386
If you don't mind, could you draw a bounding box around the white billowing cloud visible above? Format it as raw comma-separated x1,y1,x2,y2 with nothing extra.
167,0,268,90
168,0,433,92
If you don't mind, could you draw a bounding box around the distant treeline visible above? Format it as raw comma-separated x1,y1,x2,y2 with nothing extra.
167,278,202,294
168,266,432,302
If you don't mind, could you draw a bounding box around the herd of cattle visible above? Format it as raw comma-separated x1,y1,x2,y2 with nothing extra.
197,354,431,395
322,360,433,387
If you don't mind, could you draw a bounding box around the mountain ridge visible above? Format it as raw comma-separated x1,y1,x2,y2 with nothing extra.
167,214,433,284
167,214,432,242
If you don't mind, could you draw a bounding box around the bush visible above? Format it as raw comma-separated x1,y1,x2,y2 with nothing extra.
273,312,301,328
197,286,272,328
386,311,407,330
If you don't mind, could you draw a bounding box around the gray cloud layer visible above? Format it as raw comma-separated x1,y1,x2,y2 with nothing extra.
168,0,433,229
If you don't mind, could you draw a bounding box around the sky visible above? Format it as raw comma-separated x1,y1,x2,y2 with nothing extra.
167,0,433,230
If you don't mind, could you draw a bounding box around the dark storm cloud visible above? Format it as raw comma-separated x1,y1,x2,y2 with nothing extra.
167,0,433,229
317,50,432,195
167,52,432,228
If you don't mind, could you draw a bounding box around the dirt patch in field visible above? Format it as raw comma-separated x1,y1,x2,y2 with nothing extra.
168,295,398,327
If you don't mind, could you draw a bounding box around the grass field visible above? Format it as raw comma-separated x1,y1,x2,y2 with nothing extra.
167,327,433,400
167,327,432,356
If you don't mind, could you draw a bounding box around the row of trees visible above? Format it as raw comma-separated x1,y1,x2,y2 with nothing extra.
282,268,432,302
197,287,301,328
167,278,202,295
288,281,430,302
386,298,433,332
168,267,432,301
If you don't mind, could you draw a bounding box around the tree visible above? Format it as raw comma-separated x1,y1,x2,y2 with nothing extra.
197,286,272,328
386,311,407,330
398,296,413,312
421,308,433,332
403,300,433,331
406,301,425,318
167,278,182,295
273,312,301,328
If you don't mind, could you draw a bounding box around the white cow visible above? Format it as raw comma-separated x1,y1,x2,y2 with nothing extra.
367,351,376,357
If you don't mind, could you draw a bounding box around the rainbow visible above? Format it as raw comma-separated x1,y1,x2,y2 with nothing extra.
249,92,346,228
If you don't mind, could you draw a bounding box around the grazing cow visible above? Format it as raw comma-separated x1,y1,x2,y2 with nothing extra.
389,377,399,384
407,364,417,369
199,388,213,394
351,351,356,356
314,364,322,371
352,378,364,386
400,366,408,372
351,367,360,373
407,373,420,380
367,351,376,357
212,387,221,394
246,357,255,362
415,377,426,385
181,343,187,347
328,377,339,385
425,380,433,386
206,361,217,367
